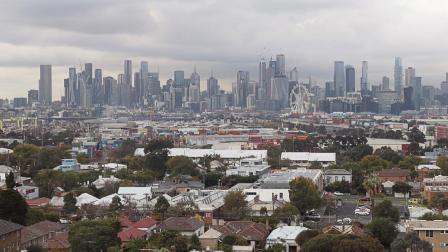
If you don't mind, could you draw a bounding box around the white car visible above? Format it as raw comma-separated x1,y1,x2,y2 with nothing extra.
355,209,370,216
336,219,343,224
334,191,344,196
343,217,352,224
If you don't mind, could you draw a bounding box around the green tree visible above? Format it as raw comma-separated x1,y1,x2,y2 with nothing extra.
63,192,78,214
76,153,91,164
390,231,432,252
109,195,123,213
26,208,59,225
144,140,172,179
26,245,46,252
124,238,147,252
301,234,383,252
168,200,199,217
418,212,448,221
360,155,389,175
289,177,321,215
69,218,120,252
430,193,448,213
221,191,248,220
325,181,351,193
365,217,398,248
166,156,199,176
0,189,28,225
189,234,201,250
373,200,400,222
5,171,15,189
363,173,382,197
348,144,373,161
260,206,268,216
374,146,402,164
392,181,412,195
437,155,448,175
154,196,170,220
295,229,321,246
407,127,426,143
272,203,299,224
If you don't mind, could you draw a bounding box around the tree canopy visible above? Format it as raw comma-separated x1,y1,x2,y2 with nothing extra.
373,200,400,223
221,191,248,220
289,177,321,215
0,189,28,225
300,234,383,252
365,217,398,248
68,218,120,252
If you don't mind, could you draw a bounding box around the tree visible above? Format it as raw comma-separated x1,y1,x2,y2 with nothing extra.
0,189,28,225
437,155,448,175
325,181,351,193
289,177,321,215
430,193,448,213
365,217,398,248
373,200,400,222
362,174,382,198
63,192,78,214
26,245,46,252
124,238,147,252
76,153,91,164
26,208,59,225
221,191,248,220
407,127,426,143
391,231,432,252
295,229,321,246
154,196,170,220
392,182,412,195
189,234,201,250
263,244,285,252
5,171,15,189
374,147,401,164
418,212,448,221
69,218,120,252
309,161,323,170
166,156,199,176
168,200,199,217
109,195,123,213
260,207,268,216
300,234,383,252
348,144,373,162
407,142,423,155
360,155,389,175
272,203,299,224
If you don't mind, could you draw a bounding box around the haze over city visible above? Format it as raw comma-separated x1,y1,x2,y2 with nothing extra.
2,0,448,98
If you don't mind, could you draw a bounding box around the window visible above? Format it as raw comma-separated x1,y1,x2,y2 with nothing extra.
279,193,283,199
441,230,448,234
426,230,434,237
335,176,339,181
342,176,346,181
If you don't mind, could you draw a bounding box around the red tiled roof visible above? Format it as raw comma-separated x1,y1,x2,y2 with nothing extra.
21,221,67,244
214,221,270,242
158,217,204,232
46,231,70,249
119,215,135,228
132,217,157,229
379,168,410,177
26,197,50,206
118,227,146,242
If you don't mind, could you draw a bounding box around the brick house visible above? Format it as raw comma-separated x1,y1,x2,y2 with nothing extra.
378,168,411,183
0,219,22,252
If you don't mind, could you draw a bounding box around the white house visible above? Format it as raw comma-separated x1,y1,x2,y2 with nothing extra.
92,175,121,189
324,169,352,185
280,152,336,167
16,185,39,199
75,193,99,207
266,226,309,252
244,188,290,202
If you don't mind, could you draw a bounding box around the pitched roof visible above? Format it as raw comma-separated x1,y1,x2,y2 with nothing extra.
21,221,66,243
0,219,22,236
26,197,51,206
46,231,70,249
158,217,204,232
379,168,410,177
118,227,146,242
214,221,270,242
132,217,158,229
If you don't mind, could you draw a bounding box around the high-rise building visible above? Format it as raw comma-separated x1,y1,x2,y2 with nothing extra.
38,65,52,105
394,57,403,95
345,65,355,93
289,67,298,82
67,67,77,106
207,75,219,98
139,61,149,104
174,70,185,88
124,60,132,86
234,71,249,108
405,67,416,87
382,76,390,91
27,89,39,106
275,54,286,76
411,76,422,110
403,86,415,111
258,61,267,99
325,81,335,98
93,69,103,105
189,68,200,103
104,76,118,105
334,61,345,97
266,59,276,98
361,61,368,94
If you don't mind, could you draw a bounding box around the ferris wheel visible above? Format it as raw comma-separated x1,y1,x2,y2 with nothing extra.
289,83,311,114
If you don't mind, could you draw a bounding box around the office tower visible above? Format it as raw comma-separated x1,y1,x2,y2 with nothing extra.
394,57,403,95
27,89,39,106
174,70,185,88
258,61,267,99
93,69,103,105
189,68,200,102
334,61,345,97
361,61,368,94
422,85,435,107
234,71,249,108
134,72,141,105
275,54,286,76
382,76,390,91
139,61,149,104
39,65,52,105
266,59,276,98
345,65,355,93
405,67,415,87
149,72,161,96
325,81,335,98
67,67,77,106
377,91,398,114
271,76,289,108
104,76,117,105
207,75,219,98
79,63,93,108
289,67,298,82
13,97,27,108
63,78,69,106
411,76,422,110
403,86,415,110
124,60,132,86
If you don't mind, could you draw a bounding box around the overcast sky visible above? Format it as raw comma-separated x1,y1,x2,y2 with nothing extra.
1,0,448,99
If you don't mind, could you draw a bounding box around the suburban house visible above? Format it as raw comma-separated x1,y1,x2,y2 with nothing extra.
156,217,204,237
257,168,323,192
225,158,271,177
417,164,441,182
266,226,309,252
423,175,448,202
0,219,22,252
280,152,336,168
21,221,67,250
378,168,411,183
405,220,448,252
92,175,121,189
199,228,223,249
213,221,270,249
246,196,285,216
324,169,352,185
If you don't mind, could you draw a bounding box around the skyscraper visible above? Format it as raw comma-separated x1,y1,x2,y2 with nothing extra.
189,68,200,103
382,76,390,91
361,61,368,94
68,67,77,106
258,61,267,99
289,67,298,82
93,68,103,105
124,60,132,86
275,54,286,76
207,75,219,98
234,71,249,108
139,61,149,104
334,61,345,97
325,81,335,98
38,65,52,105
345,65,355,93
405,67,416,87
394,57,403,95
27,89,39,106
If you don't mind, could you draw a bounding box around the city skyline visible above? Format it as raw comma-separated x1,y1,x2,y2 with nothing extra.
3,0,448,98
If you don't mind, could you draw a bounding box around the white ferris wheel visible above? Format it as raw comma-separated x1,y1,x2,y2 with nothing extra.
289,83,311,114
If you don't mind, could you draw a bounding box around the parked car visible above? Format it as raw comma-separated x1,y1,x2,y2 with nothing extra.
334,191,344,196
343,217,352,224
336,219,343,224
354,209,370,216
